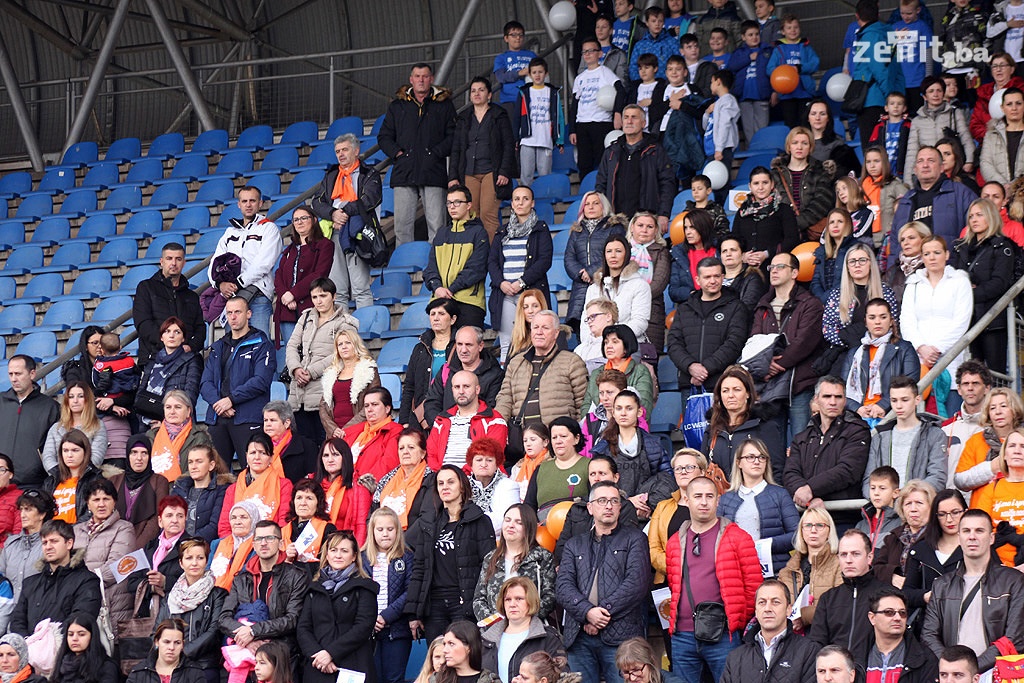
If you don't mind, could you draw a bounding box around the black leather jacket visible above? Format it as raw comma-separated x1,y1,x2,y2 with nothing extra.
157,585,227,669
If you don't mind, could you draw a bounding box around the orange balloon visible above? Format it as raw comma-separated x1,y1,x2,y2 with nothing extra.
669,211,689,245
536,525,557,552
770,65,800,95
792,241,818,282
665,309,675,330
545,501,574,540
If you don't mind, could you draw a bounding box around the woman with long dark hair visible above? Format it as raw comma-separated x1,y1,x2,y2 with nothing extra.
700,365,784,480
669,209,718,305
472,504,555,622
273,204,334,347
732,167,800,265
583,233,652,345
284,479,338,575
125,618,205,683
314,438,369,544
902,489,967,610
43,430,103,524
433,621,499,683
49,613,118,683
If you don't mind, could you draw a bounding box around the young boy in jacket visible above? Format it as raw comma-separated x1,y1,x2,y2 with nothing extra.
516,58,565,187
630,6,679,79
767,15,820,127
856,466,903,549
728,21,772,147
704,70,740,180
494,21,536,118
868,93,912,176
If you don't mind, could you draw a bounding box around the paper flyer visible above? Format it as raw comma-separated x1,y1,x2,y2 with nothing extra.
109,548,150,584
755,538,773,578
652,586,672,629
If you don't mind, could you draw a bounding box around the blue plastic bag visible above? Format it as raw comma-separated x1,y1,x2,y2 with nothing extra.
682,385,713,449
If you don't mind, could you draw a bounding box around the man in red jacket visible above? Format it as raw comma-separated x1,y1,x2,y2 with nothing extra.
426,371,508,470
666,477,763,683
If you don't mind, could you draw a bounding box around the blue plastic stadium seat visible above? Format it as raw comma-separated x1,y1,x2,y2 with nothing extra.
0,276,16,300
380,186,394,217
271,381,287,402
380,306,429,339
0,223,23,249
172,207,212,234
0,172,32,199
351,305,391,338
246,175,280,200
115,158,165,187
93,186,142,215
671,190,694,218
735,125,790,158
142,132,185,160
234,125,273,152
126,235,184,266
55,189,97,218
254,148,298,175
3,245,43,274
15,332,56,362
166,154,210,183
371,277,411,305
51,269,111,301
379,373,402,408
552,145,577,173
36,244,90,275
199,151,252,180
531,174,571,201
217,205,242,226
657,355,680,391
122,210,163,238
552,230,571,256
16,271,64,302
305,143,336,169
25,218,70,246
325,117,363,140
78,162,119,192
87,238,137,269
68,214,117,244
76,296,132,328
287,170,323,196
0,304,34,335
34,168,75,196
649,391,682,433
376,337,420,374
184,178,234,208
270,121,318,149
13,194,52,222
190,231,221,257
146,182,188,211
380,241,431,275
109,264,158,294
578,170,598,196
104,137,141,164
548,266,573,291
534,201,555,225
34,300,84,332
62,141,98,168
191,129,229,156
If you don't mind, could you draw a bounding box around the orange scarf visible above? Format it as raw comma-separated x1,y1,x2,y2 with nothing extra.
10,665,33,683
354,417,393,450
605,358,631,373
151,420,193,482
323,477,347,526
378,461,428,529
331,162,360,202
514,449,548,484
282,518,329,563
270,431,293,478
234,468,283,524
211,534,253,590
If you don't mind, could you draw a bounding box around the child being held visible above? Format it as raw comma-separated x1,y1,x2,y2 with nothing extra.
92,332,139,401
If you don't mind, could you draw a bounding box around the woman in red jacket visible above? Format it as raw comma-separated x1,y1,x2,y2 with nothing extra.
314,438,370,544
273,204,335,347
342,386,401,483
0,454,21,548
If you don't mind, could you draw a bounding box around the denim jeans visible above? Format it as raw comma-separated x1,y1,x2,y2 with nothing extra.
374,635,413,683
249,293,273,339
670,630,742,683
568,632,623,683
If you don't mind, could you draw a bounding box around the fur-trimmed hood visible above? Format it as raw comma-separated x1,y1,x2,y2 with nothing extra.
771,153,835,179
593,259,642,284
34,548,87,572
321,357,378,409
394,84,451,102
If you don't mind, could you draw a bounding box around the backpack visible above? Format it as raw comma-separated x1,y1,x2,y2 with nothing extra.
353,217,390,268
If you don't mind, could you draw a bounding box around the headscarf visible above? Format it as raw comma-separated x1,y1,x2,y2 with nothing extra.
124,434,154,491
229,499,263,544
0,634,28,679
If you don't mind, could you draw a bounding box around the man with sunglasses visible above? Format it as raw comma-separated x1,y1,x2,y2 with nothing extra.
218,519,310,661
858,587,938,683
556,480,650,683
665,476,762,683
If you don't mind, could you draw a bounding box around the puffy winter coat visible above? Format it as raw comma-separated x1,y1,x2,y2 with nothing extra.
900,266,973,383
297,576,379,683
9,548,102,635
401,330,453,426
361,549,414,641
473,545,556,622
665,518,761,634
808,571,888,653
721,622,819,683
126,654,206,683
667,288,750,390
777,546,843,625
590,429,674,507
556,523,651,647
73,512,136,624
771,155,835,239
219,555,311,651
852,20,906,110
136,348,203,414
378,85,456,188
495,348,588,428
342,420,401,480
0,529,39,601
583,262,652,344
783,411,871,502
971,76,1024,141
41,422,107,473
839,337,921,412
488,220,552,331
132,271,205,366
553,494,641,565
904,102,974,180
564,215,628,320
285,306,359,411
719,484,800,571
404,501,496,620
981,119,1024,184
480,617,565,683
154,585,227,670
864,417,948,496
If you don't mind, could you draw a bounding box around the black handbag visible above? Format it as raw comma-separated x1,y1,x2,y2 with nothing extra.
683,530,728,643
841,79,870,115
133,388,164,421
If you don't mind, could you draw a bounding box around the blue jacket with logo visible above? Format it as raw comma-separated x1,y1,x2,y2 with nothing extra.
853,20,906,109
727,45,773,101
199,327,276,425
766,39,820,100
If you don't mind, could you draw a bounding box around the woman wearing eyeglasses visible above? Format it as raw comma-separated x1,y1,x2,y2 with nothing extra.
273,205,334,348
822,244,899,361
902,489,967,610
719,438,800,573
613,638,663,683
649,449,706,585
871,480,937,587
776,507,842,631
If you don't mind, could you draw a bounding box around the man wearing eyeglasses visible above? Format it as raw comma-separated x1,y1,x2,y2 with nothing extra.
421,185,490,330
555,480,650,683
858,587,938,683
810,530,887,654
665,477,762,683
921,509,1024,674
218,519,310,657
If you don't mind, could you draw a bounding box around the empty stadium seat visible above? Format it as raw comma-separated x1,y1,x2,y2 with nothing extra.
736,153,777,185
552,230,571,256
67,214,117,244
77,296,132,328
578,170,598,196
548,266,573,291
115,158,165,187
15,332,56,361
657,355,679,391
11,194,52,222
379,241,430,275
146,182,187,211
94,186,142,215
234,125,273,152
0,277,16,300
188,178,234,207
217,204,242,226
371,277,411,305
305,143,337,169
376,337,420,374
351,305,391,338
648,392,682,432
3,245,43,274
325,117,363,140
164,154,210,183
253,147,298,175
88,238,138,269
552,144,577,173
142,132,185,160
110,264,158,293
122,210,163,238
36,244,90,275
51,269,111,301
671,190,694,218
0,305,35,335
127,235,185,266
199,150,253,180
104,137,141,164
287,170,323,196
191,129,229,156
271,381,287,402
190,231,221,257
171,207,212,233
735,126,789,158
380,306,429,339
34,168,75,196
78,162,119,192
55,189,97,218
379,373,402,409
269,121,317,149
34,300,84,332
0,223,23,249
0,172,31,199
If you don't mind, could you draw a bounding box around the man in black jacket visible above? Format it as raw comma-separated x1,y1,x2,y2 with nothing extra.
219,520,310,656
667,257,749,397
9,520,101,635
922,509,1024,673
378,63,457,246
595,105,676,231
721,579,818,683
783,376,870,523
422,326,503,424
133,241,205,366
809,530,887,654
858,587,938,683
0,356,59,488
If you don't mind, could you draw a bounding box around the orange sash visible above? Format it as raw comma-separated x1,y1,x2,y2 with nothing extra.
605,358,631,373
233,468,283,524
282,517,329,563
331,162,359,202
378,461,428,529
211,534,254,590
270,431,293,478
151,420,193,482
324,477,347,526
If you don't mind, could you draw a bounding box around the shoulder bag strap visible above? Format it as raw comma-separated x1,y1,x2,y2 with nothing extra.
959,575,983,621
778,172,801,216
682,531,698,611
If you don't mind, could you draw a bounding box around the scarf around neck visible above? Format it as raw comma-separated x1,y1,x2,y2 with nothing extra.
331,162,359,202
580,217,601,234
900,252,924,276
152,420,192,482
319,563,357,593
504,210,537,244
846,331,892,406
738,190,783,221
167,570,215,614
378,460,428,529
631,241,653,283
